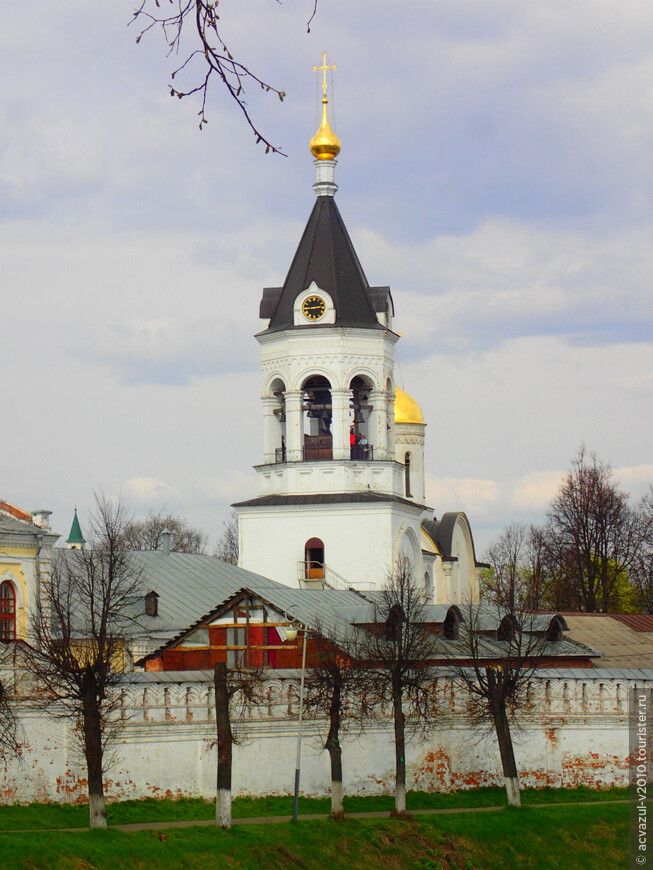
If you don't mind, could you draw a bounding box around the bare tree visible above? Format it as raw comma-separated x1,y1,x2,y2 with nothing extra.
545,448,643,612
24,495,143,829
214,661,264,828
447,606,551,807
0,677,19,762
482,523,528,609
124,509,208,554
632,489,653,613
482,524,553,611
131,0,319,150
361,557,435,815
215,511,239,565
302,626,371,818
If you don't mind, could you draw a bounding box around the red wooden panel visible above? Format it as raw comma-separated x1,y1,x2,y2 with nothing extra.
209,626,227,646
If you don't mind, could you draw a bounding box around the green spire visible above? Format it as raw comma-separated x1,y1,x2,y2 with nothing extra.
66,508,85,546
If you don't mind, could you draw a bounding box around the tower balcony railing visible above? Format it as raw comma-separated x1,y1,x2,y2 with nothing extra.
297,561,374,591
273,439,374,463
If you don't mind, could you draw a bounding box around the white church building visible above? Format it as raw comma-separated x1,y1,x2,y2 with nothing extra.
234,78,482,605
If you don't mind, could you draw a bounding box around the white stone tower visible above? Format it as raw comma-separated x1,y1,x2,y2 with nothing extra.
234,58,481,602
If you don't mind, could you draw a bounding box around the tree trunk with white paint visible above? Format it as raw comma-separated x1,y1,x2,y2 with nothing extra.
81,670,107,829
392,669,407,815
215,662,233,829
326,682,344,817
492,696,521,807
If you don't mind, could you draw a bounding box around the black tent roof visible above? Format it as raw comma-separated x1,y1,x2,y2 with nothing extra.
259,196,390,332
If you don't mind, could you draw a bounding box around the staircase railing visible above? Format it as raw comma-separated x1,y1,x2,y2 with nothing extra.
297,561,374,591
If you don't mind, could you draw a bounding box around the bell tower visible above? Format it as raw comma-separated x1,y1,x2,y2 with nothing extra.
234,57,433,591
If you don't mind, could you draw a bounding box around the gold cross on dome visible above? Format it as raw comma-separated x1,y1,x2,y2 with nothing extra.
313,52,336,97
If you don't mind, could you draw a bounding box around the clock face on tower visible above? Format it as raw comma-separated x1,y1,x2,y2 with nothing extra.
302,295,326,321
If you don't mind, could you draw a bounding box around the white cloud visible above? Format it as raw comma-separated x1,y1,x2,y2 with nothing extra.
123,478,178,505
355,219,653,354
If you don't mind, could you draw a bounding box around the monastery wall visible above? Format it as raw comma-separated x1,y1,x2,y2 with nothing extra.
0,671,639,804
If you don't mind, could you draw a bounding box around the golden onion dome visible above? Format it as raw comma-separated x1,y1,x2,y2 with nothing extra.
310,96,341,160
395,387,425,424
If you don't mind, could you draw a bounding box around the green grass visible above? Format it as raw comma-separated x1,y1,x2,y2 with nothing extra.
0,785,628,831
0,803,628,870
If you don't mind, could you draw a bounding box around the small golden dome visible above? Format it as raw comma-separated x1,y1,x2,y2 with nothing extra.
310,97,341,160
395,387,424,424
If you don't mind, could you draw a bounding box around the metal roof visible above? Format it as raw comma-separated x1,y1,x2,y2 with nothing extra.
57,550,290,638
232,492,430,510
138,585,596,665
139,585,376,661
0,513,39,535
611,614,653,633
564,614,653,668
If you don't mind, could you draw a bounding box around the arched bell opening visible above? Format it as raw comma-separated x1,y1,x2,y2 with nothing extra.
304,537,325,579
349,375,373,460
269,378,287,462
302,375,332,460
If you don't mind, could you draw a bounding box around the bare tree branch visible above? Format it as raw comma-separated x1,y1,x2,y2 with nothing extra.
124,509,208,554
131,0,304,153
214,511,238,565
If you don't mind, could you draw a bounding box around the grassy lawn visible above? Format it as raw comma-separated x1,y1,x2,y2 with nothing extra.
0,802,628,870
0,785,628,830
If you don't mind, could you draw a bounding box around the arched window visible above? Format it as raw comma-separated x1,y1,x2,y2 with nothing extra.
404,452,412,497
304,538,325,579
0,581,16,640
547,616,563,642
424,571,434,601
443,607,460,640
498,614,518,642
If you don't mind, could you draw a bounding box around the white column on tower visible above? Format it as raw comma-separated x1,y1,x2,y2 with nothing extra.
330,389,350,460
284,391,304,462
367,389,388,460
386,390,396,461
262,396,279,464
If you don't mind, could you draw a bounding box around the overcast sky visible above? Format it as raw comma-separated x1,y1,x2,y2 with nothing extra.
2,0,651,556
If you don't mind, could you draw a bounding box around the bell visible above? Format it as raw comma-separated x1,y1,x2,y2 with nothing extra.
352,407,365,425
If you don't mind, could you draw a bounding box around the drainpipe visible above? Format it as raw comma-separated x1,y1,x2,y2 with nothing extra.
34,532,43,649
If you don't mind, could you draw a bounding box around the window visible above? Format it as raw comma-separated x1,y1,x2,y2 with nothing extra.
145,591,159,617
443,607,460,640
404,452,412,497
0,581,16,640
498,615,517,642
547,616,563,642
